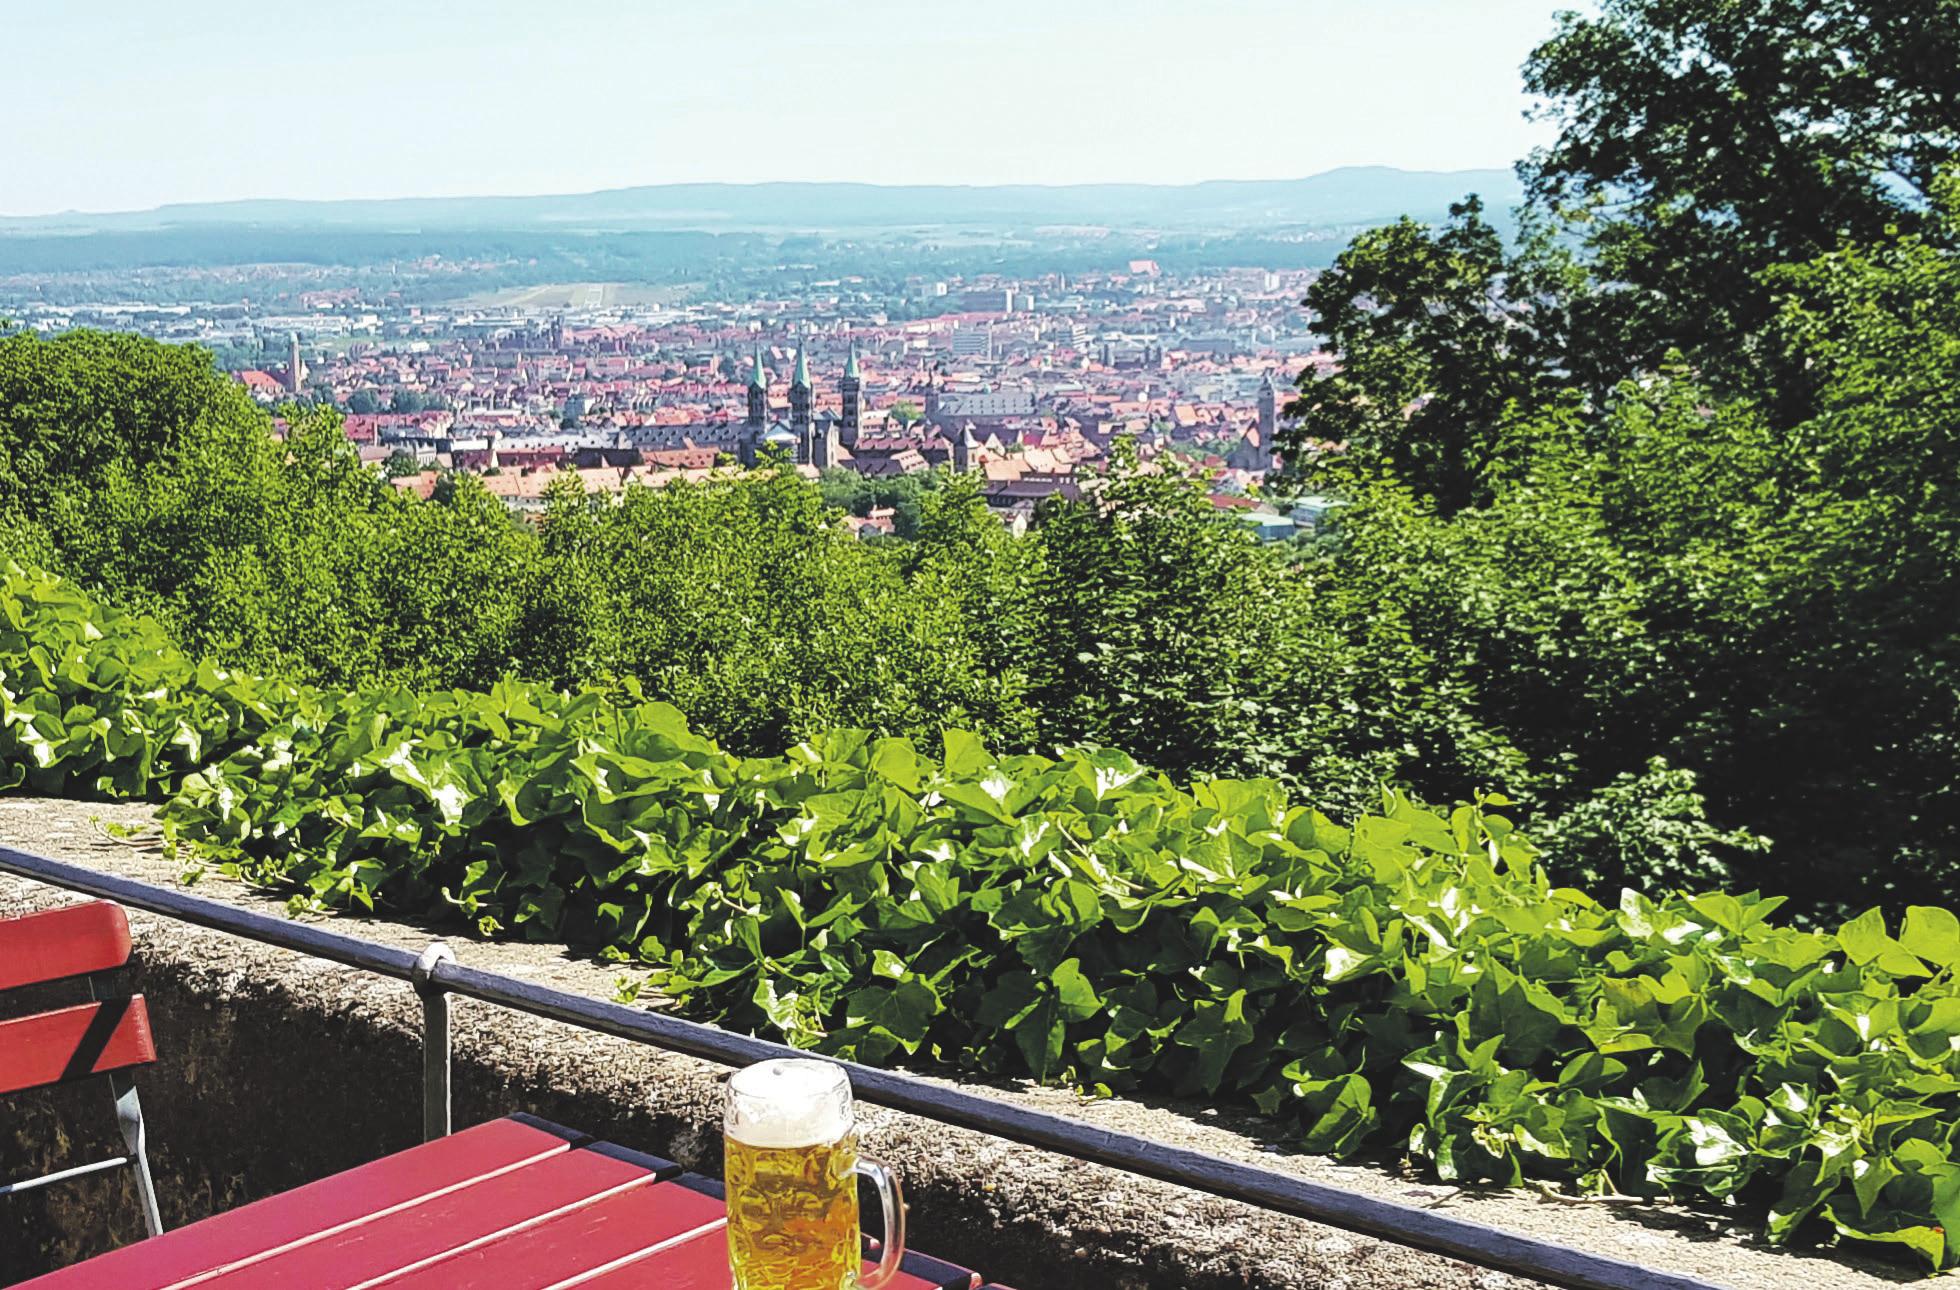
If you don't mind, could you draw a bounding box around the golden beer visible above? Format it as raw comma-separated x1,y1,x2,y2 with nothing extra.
724,1058,906,1290
725,1131,861,1290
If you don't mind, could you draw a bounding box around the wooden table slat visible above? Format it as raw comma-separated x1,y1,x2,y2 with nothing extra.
10,1117,583,1290
365,1179,727,1290
192,1148,660,1288
886,1251,983,1290
543,1228,731,1289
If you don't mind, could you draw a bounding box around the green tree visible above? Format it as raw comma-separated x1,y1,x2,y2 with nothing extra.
1290,173,1960,908
0,332,540,692
818,468,871,516
524,464,1032,753
817,468,946,537
1020,442,1299,780
389,389,446,414
1287,198,1581,510
382,451,428,479
1303,377,1789,892
1720,177,1960,904
1522,0,1960,394
0,329,273,514
1269,0,1960,909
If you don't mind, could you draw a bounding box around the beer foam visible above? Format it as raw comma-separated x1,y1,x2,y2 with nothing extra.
727,1058,854,1149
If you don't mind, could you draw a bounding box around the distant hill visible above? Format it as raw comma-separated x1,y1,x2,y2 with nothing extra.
1,167,1523,235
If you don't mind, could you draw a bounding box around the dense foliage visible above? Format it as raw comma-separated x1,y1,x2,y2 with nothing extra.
518,467,1034,756
1522,0,1960,385
11,245,1957,913
12,558,1960,1266
0,328,540,691
0,326,1475,830
817,468,943,537
0,329,1031,754
1285,0,1960,914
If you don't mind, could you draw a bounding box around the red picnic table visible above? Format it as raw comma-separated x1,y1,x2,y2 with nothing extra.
12,1114,1006,1290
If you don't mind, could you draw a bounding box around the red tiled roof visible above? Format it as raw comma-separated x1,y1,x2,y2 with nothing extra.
391,471,442,500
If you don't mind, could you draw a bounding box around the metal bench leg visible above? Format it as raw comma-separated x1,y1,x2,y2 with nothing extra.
107,1070,163,1237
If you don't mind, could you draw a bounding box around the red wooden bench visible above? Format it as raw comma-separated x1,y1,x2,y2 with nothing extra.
0,899,164,1237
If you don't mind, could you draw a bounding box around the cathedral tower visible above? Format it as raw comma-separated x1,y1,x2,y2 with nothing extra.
741,347,768,466
839,342,863,447
789,344,812,429
1257,370,1278,443
746,347,768,427
789,344,813,463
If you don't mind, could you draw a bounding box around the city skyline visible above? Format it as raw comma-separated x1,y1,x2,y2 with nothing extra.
1,0,1574,217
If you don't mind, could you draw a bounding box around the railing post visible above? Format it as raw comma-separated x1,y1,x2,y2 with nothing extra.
411,942,455,1141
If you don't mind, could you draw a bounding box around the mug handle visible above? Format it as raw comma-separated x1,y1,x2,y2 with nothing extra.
855,1159,906,1289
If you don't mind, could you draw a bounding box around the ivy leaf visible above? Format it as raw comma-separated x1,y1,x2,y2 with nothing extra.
1901,906,1960,969
843,978,941,1059
1173,990,1255,1095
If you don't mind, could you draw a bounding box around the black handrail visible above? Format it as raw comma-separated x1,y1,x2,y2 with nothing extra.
0,843,1725,1290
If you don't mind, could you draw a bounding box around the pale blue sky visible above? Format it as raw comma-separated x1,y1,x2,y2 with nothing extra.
0,0,1575,216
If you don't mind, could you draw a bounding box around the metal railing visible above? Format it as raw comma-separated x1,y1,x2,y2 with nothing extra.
0,843,1724,1290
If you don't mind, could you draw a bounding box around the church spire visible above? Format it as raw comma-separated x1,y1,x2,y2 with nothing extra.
788,341,812,439
839,340,863,448
745,345,767,434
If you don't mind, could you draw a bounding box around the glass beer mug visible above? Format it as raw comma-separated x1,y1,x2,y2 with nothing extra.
724,1058,907,1290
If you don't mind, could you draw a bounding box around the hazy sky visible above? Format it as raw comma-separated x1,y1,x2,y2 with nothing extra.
1,0,1573,216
